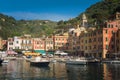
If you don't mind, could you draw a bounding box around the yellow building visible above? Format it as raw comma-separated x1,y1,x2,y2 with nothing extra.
45,37,54,51
21,34,33,50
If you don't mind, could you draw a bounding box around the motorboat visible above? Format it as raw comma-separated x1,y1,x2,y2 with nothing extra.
66,58,88,65
2,59,9,63
66,57,100,65
30,56,50,67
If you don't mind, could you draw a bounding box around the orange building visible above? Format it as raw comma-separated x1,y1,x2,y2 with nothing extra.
53,33,69,51
116,29,120,56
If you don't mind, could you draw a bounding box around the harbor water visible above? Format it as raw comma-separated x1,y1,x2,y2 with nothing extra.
0,59,120,80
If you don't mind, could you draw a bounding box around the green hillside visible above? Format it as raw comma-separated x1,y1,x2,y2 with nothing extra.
84,0,120,26
56,0,120,29
0,14,57,39
0,0,120,39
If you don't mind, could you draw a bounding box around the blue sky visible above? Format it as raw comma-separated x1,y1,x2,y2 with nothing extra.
0,0,101,21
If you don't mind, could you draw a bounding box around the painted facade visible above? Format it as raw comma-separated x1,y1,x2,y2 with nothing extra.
7,36,21,50
45,37,53,51
21,34,33,50
53,33,69,51
33,38,45,50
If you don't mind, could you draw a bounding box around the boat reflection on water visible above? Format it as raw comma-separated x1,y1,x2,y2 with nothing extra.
66,64,103,80
1,59,120,80
30,63,50,70
66,64,87,80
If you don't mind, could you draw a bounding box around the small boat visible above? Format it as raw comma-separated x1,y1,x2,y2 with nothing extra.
30,56,50,67
2,59,9,63
66,58,88,65
102,59,120,64
66,57,100,65
50,59,57,63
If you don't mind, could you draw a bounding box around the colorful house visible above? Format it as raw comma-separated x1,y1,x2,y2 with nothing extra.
33,38,46,55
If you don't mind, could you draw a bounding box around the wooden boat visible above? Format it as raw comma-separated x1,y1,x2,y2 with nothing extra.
30,57,50,67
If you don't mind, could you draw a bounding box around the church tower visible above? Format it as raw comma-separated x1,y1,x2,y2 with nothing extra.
116,12,120,20
81,13,88,27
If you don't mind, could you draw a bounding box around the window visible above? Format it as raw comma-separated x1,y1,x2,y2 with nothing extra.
111,38,114,42
106,37,108,41
89,46,91,49
112,31,114,34
85,46,87,50
111,45,114,49
16,41,19,44
75,33,77,36
9,47,13,50
106,45,108,49
106,30,108,34
100,37,103,42
9,43,13,45
94,38,96,42
111,25,113,28
77,46,80,49
37,42,39,44
29,40,31,44
93,32,96,36
51,42,53,44
89,39,92,43
108,24,110,28
85,40,87,43
94,45,96,49
15,47,19,49
118,15,120,19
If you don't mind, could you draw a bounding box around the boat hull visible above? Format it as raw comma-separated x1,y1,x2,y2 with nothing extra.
66,59,100,65
30,61,50,67
102,60,120,64
66,61,87,65
0,59,3,64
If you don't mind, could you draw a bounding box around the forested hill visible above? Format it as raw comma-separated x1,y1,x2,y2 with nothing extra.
0,13,57,39
84,0,120,26
56,0,120,29
0,0,120,39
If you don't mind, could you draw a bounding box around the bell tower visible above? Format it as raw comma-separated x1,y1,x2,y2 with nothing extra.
81,13,88,27
116,12,120,20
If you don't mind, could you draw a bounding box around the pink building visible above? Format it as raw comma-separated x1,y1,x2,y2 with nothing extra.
33,38,45,54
